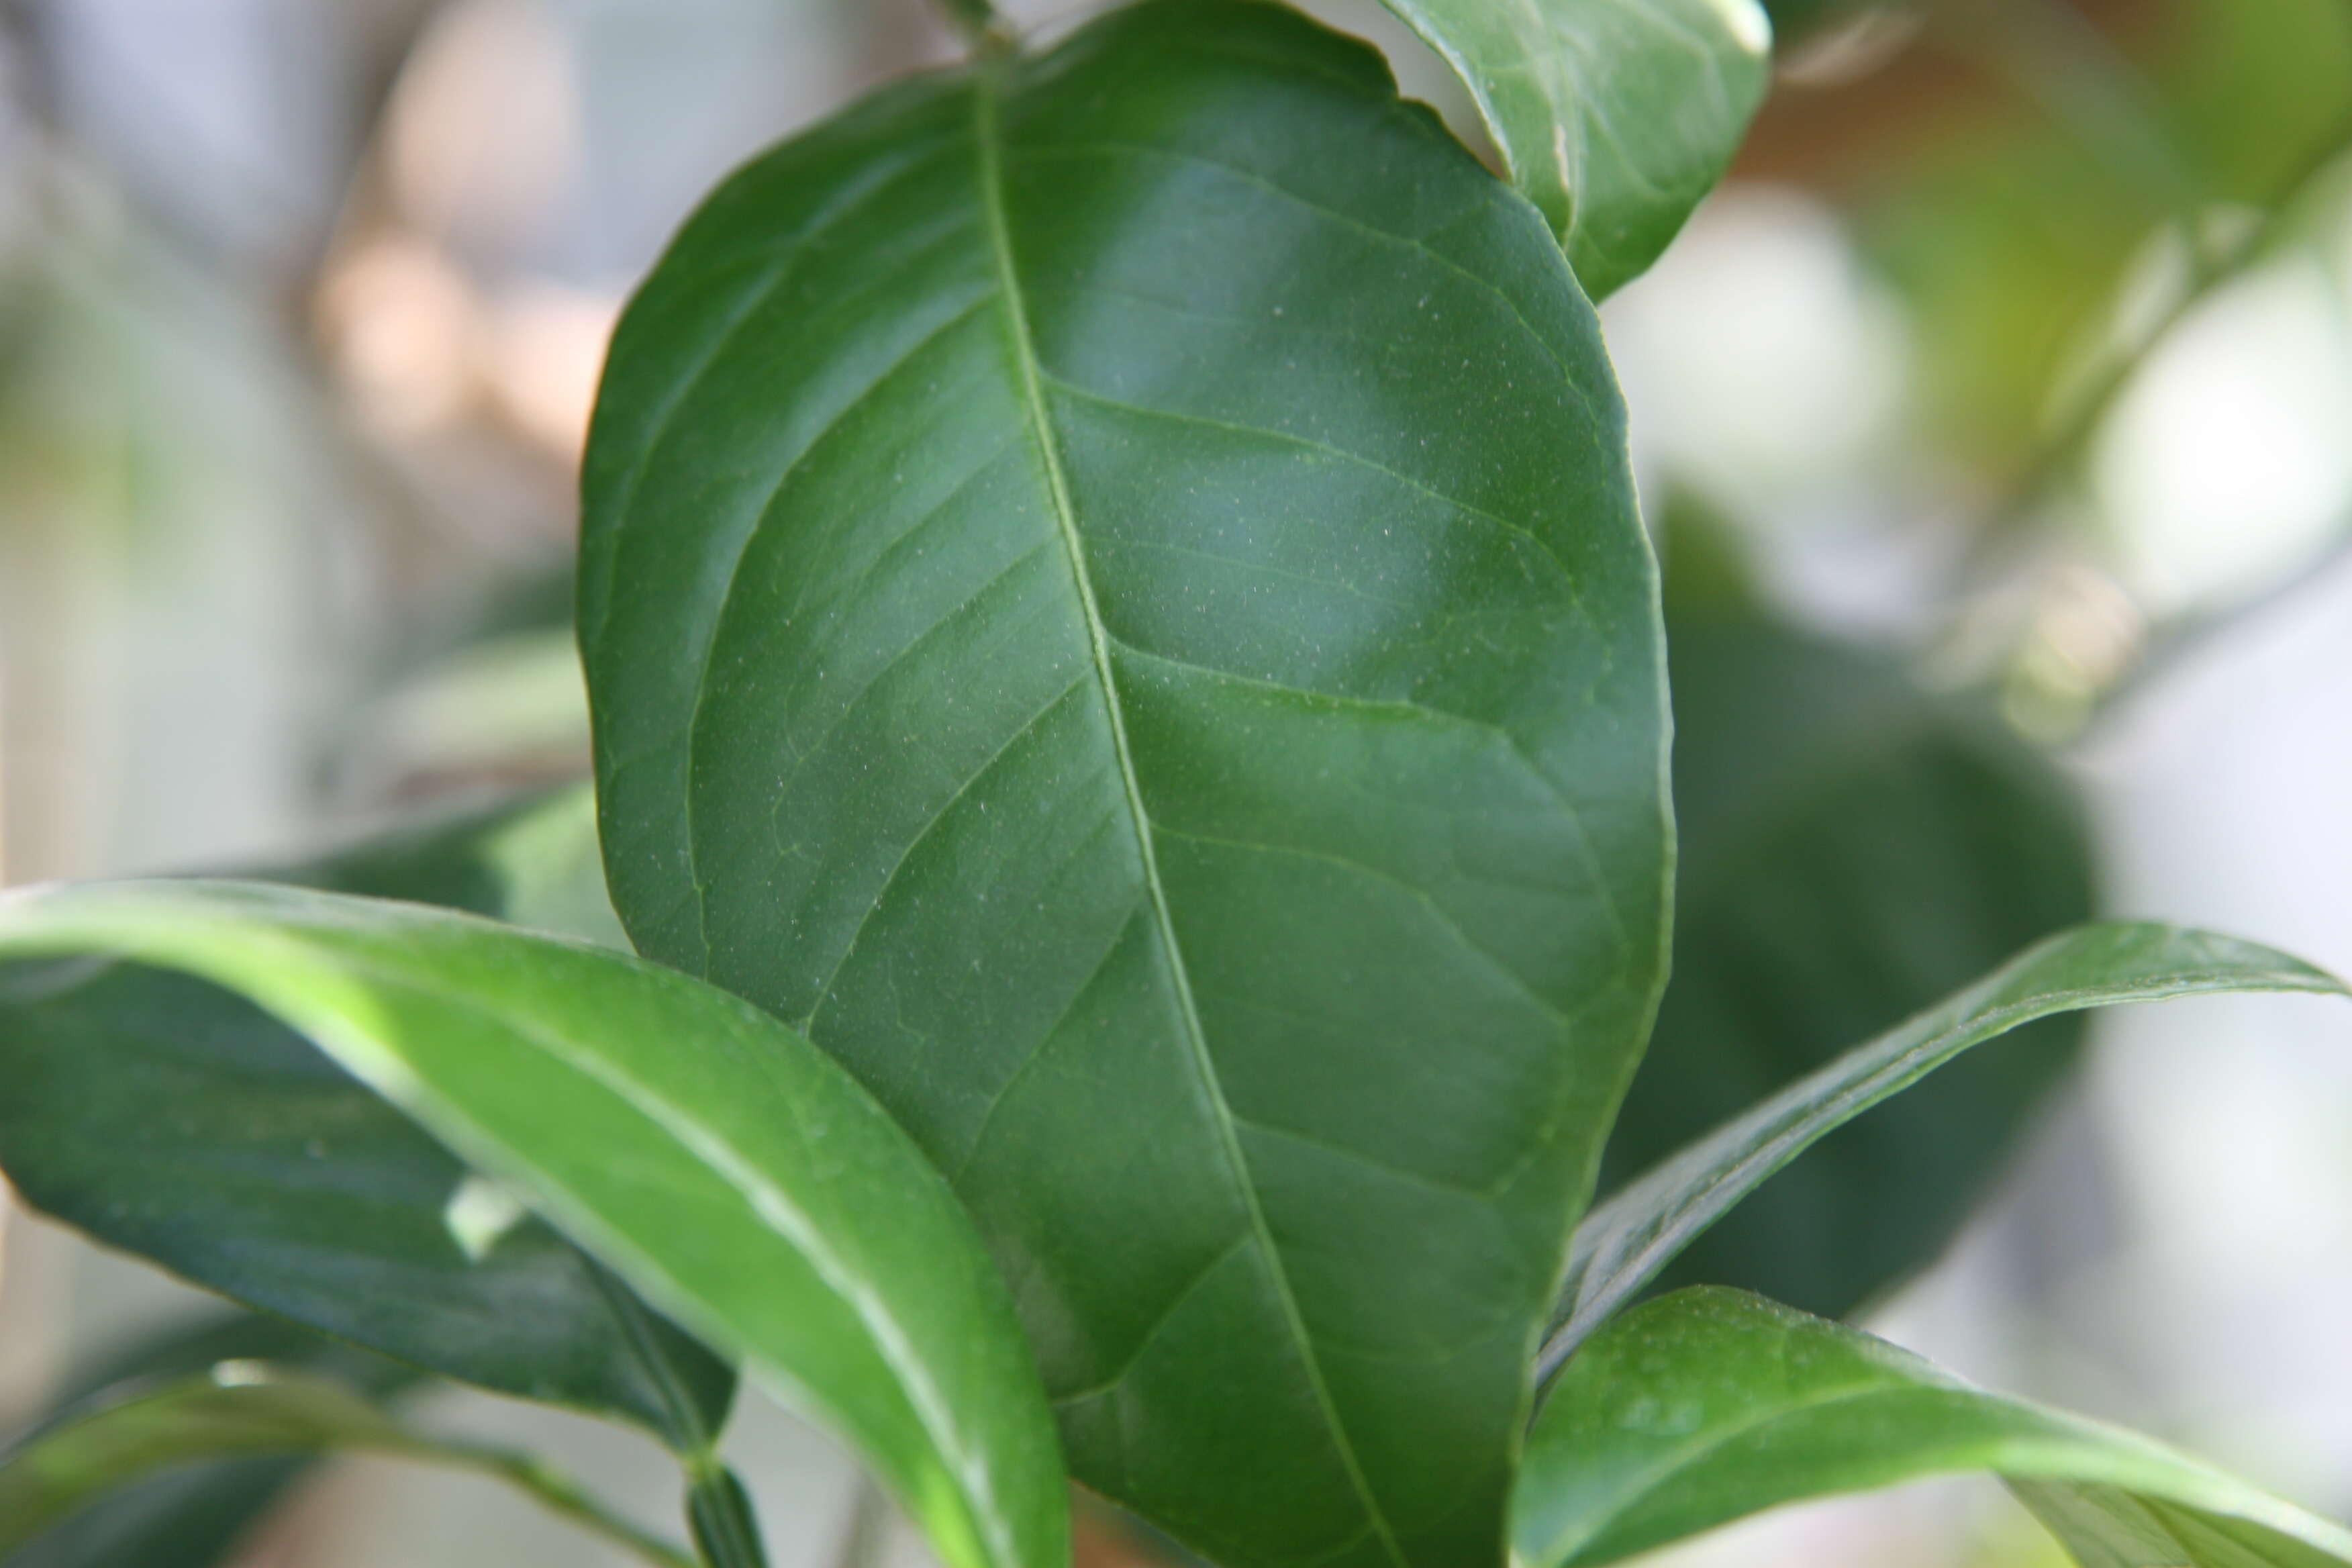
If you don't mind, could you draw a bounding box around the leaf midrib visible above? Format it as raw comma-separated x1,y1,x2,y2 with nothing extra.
328,945,1021,1568
969,65,1410,1568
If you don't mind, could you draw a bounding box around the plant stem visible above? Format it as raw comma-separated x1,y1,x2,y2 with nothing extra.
492,1455,703,1568
687,1457,772,1568
933,0,1012,55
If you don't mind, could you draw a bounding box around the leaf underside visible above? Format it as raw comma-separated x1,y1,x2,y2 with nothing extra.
579,5,1671,1567
1516,1287,2352,1568
0,787,732,1452
0,881,1067,1568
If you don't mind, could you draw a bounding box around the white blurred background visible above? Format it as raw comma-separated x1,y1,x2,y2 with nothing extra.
1,1,2347,1564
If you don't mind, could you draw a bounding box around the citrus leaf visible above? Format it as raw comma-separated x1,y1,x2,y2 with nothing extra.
0,1312,414,1568
0,1364,692,1568
0,787,731,1452
1602,615,2097,1318
1547,923,2347,1373
1515,1287,2352,1568
1377,0,1773,295
0,880,1068,1568
577,5,1671,1565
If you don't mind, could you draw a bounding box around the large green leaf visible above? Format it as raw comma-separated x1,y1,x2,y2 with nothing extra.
1375,0,1773,296
1600,616,2096,1318
1514,1287,2352,1568
1547,923,2347,1373
0,787,730,1452
577,5,1671,1565
0,1365,691,1567
1,1312,414,1568
0,881,1067,1568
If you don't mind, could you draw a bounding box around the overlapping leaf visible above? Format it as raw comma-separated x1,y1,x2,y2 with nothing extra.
1516,1287,2352,1568
1602,616,2096,1318
578,5,1671,1565
1548,922,2347,1371
0,1365,691,1567
0,787,730,1451
0,881,1067,1568
1377,0,1773,295
0,1312,413,1568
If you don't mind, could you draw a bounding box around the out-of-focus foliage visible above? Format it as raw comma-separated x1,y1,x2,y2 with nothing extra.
1608,605,2096,1318
1,1313,415,1568
1865,0,2352,473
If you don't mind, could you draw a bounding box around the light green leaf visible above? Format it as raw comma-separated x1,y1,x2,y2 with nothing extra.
1377,0,1773,295
0,787,732,1453
1547,922,2347,1373
1602,613,2096,1319
0,1364,693,1567
1514,1287,2352,1568
577,5,1671,1565
0,880,1067,1568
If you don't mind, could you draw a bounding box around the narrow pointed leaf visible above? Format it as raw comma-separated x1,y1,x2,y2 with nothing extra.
0,880,1067,1568
1377,0,1774,295
578,5,1671,1565
1604,614,2096,1318
0,787,731,1451
1547,922,2346,1372
0,1365,693,1568
1514,1287,2352,1568
1,1312,415,1568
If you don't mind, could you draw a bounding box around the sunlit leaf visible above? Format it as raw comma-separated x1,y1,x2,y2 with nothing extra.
0,880,1067,1568
1516,1287,2352,1568
578,5,1671,1565
0,788,728,1451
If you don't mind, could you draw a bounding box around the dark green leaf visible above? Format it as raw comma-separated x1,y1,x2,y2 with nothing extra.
1600,616,2096,1318
1514,1287,2352,1568
2,1312,414,1568
1548,923,2347,1373
578,5,1671,1565
0,881,1068,1568
0,1365,693,1568
1759,0,1877,41
1377,0,1773,295
0,787,730,1451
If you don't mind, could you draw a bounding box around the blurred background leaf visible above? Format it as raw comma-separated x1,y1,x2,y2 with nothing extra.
1602,508,2098,1321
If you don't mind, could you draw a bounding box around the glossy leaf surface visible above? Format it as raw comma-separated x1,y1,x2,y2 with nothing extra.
1377,0,1772,295
0,787,730,1451
579,5,1671,1565
0,1365,691,1567
1602,617,2096,1317
1548,923,2346,1372
0,881,1067,1568
1516,1288,2352,1568
1,1312,414,1568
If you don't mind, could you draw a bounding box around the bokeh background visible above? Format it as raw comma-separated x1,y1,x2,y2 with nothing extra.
1,0,2348,1563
